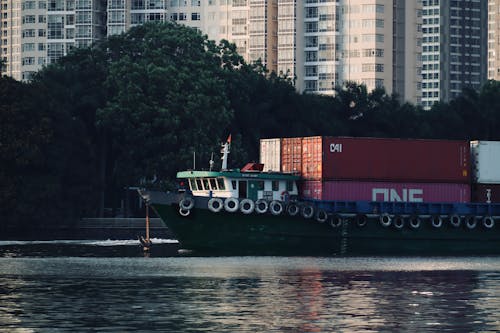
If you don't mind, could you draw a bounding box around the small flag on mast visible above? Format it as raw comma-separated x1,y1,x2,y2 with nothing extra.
227,134,232,144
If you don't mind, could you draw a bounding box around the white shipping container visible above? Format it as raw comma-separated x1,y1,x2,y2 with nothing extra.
471,141,500,184
260,138,281,172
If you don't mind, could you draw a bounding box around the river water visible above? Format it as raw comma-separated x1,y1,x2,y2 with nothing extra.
1,240,500,332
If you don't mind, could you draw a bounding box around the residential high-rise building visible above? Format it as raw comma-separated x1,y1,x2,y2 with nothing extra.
281,1,421,104
421,0,487,109
5,0,490,110
0,0,106,81
488,0,500,80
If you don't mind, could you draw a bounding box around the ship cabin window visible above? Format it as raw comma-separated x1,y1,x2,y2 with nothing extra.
287,181,294,192
196,178,203,190
189,178,197,191
272,180,279,191
217,178,225,190
257,181,264,190
231,180,237,190
203,178,210,190
209,178,218,190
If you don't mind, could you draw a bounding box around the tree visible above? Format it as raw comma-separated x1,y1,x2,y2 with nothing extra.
95,22,235,208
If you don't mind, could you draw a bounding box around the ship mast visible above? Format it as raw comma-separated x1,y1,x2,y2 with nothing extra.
221,135,231,171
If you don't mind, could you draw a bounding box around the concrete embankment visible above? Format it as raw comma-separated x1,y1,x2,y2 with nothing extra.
75,218,173,239
2,218,174,240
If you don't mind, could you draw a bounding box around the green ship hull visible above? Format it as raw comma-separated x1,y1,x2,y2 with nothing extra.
148,192,500,256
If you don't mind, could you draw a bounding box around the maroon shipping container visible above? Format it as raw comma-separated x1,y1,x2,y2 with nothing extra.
281,137,302,174
300,180,471,203
299,137,470,183
472,184,500,203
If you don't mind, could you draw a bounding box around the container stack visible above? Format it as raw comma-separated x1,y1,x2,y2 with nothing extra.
260,136,471,203
471,141,500,203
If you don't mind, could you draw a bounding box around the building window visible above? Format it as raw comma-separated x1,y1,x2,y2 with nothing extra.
305,22,318,33
22,15,36,24
191,13,200,20
22,29,36,38
305,80,318,92
22,57,35,65
305,51,317,61
132,0,144,9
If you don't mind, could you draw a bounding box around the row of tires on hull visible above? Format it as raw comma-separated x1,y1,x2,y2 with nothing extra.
179,197,497,230
207,197,327,220
178,196,328,221
330,214,496,230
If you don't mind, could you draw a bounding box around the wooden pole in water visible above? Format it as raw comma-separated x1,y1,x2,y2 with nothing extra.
145,203,150,243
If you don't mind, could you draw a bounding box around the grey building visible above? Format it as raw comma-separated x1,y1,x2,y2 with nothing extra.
421,0,487,109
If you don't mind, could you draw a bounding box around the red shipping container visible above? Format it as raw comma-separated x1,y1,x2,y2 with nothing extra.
472,184,500,203
302,136,323,179
281,137,302,174
299,137,470,183
323,137,470,183
300,180,471,203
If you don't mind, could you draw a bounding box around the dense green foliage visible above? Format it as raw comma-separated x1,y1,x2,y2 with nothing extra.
2,22,500,225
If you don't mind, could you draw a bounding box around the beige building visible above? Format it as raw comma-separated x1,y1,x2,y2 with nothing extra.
296,1,422,103
1,0,106,81
2,0,422,105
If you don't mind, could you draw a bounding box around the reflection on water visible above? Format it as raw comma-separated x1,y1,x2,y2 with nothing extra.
1,255,500,332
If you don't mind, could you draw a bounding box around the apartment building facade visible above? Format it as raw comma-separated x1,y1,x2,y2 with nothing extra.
1,0,106,81
3,0,489,109
421,0,487,109
488,0,500,80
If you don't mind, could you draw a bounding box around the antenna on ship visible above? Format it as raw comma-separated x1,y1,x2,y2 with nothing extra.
209,152,214,171
221,134,231,171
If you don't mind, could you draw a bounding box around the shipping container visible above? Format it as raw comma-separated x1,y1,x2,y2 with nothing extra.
281,137,302,174
262,136,471,183
472,184,500,203
471,141,500,184
302,136,323,179
322,137,470,183
260,138,281,172
300,180,471,203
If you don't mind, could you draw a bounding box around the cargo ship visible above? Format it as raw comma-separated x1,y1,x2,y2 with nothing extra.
139,137,500,256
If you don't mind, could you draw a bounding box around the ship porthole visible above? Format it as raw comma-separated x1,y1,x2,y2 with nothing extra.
224,198,239,213
287,203,300,217
315,209,328,223
483,216,495,229
379,214,391,227
240,199,255,214
431,216,442,228
301,204,314,219
255,199,268,214
208,198,223,213
450,214,461,228
270,200,284,215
